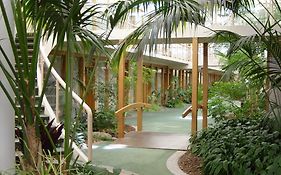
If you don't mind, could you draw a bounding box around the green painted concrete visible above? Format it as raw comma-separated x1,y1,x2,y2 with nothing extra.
92,142,174,175
88,105,207,175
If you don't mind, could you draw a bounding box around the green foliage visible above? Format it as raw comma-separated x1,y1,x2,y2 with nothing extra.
93,110,117,134
146,91,161,111
208,81,265,122
191,117,281,175
70,162,121,175
209,82,247,100
96,80,117,110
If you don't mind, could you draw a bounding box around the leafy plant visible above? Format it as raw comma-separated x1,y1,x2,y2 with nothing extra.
70,162,121,175
208,81,257,122
191,117,281,175
40,119,64,153
93,110,117,134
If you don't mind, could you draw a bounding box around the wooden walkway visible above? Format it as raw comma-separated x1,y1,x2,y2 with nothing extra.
114,131,189,151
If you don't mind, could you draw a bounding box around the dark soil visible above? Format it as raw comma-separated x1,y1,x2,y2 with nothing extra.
178,150,203,175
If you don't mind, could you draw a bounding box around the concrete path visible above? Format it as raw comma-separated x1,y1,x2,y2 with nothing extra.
89,106,203,175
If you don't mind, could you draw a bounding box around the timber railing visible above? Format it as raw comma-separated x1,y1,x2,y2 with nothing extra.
38,43,93,162
115,102,151,138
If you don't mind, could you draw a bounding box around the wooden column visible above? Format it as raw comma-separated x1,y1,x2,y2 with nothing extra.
183,70,186,89
164,67,170,103
155,67,158,93
191,38,199,135
143,83,147,103
61,54,66,80
161,68,165,105
85,66,96,110
78,57,85,97
117,53,125,138
178,70,182,89
124,61,130,105
202,43,208,128
185,71,189,89
104,62,109,110
189,72,192,86
147,66,152,101
136,57,143,131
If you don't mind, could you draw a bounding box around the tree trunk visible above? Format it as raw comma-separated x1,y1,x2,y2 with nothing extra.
25,123,40,170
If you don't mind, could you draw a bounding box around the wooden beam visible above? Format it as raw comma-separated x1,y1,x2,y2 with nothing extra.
191,37,199,135
117,52,125,138
202,43,209,129
136,57,143,131
104,63,109,110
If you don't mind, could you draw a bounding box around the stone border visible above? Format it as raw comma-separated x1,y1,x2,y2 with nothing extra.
166,151,188,175
99,165,139,175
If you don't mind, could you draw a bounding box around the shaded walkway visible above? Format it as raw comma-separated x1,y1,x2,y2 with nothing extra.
114,131,189,150
89,106,204,175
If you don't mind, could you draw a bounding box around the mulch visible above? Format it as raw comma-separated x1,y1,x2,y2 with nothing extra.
178,150,203,175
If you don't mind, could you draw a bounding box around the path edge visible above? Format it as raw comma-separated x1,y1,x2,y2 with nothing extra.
166,151,188,175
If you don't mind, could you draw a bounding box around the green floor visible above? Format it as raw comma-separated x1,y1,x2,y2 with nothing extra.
89,105,204,175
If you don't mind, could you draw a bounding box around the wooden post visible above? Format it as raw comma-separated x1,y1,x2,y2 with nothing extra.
164,67,170,104
155,67,158,93
117,53,125,138
186,71,189,89
161,68,165,105
178,70,182,89
85,66,96,110
202,43,208,128
136,57,143,131
78,57,85,97
183,70,186,89
191,37,199,135
61,54,66,80
124,61,130,105
104,62,109,110
143,83,147,103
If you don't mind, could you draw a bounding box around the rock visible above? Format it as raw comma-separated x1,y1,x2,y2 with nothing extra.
93,132,113,141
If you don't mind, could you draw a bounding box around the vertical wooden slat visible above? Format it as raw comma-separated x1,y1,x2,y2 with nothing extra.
136,57,143,131
104,62,109,110
191,37,199,135
117,53,125,138
124,61,130,105
85,66,96,110
61,54,66,80
178,70,182,89
183,70,186,89
202,43,209,129
161,68,165,105
155,67,158,93
78,57,85,97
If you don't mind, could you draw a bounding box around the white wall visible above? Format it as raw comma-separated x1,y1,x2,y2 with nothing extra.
0,0,15,172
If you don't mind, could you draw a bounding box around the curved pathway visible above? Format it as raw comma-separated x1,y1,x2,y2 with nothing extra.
89,106,203,175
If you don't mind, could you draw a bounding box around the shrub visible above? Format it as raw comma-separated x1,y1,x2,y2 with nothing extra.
190,117,281,175
208,81,265,122
93,110,117,134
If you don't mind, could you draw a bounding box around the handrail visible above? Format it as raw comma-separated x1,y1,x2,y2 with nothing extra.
182,104,203,118
39,43,93,162
115,103,151,116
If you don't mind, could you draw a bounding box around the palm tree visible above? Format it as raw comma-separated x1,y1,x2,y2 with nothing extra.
24,0,111,169
211,0,281,128
0,0,109,171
